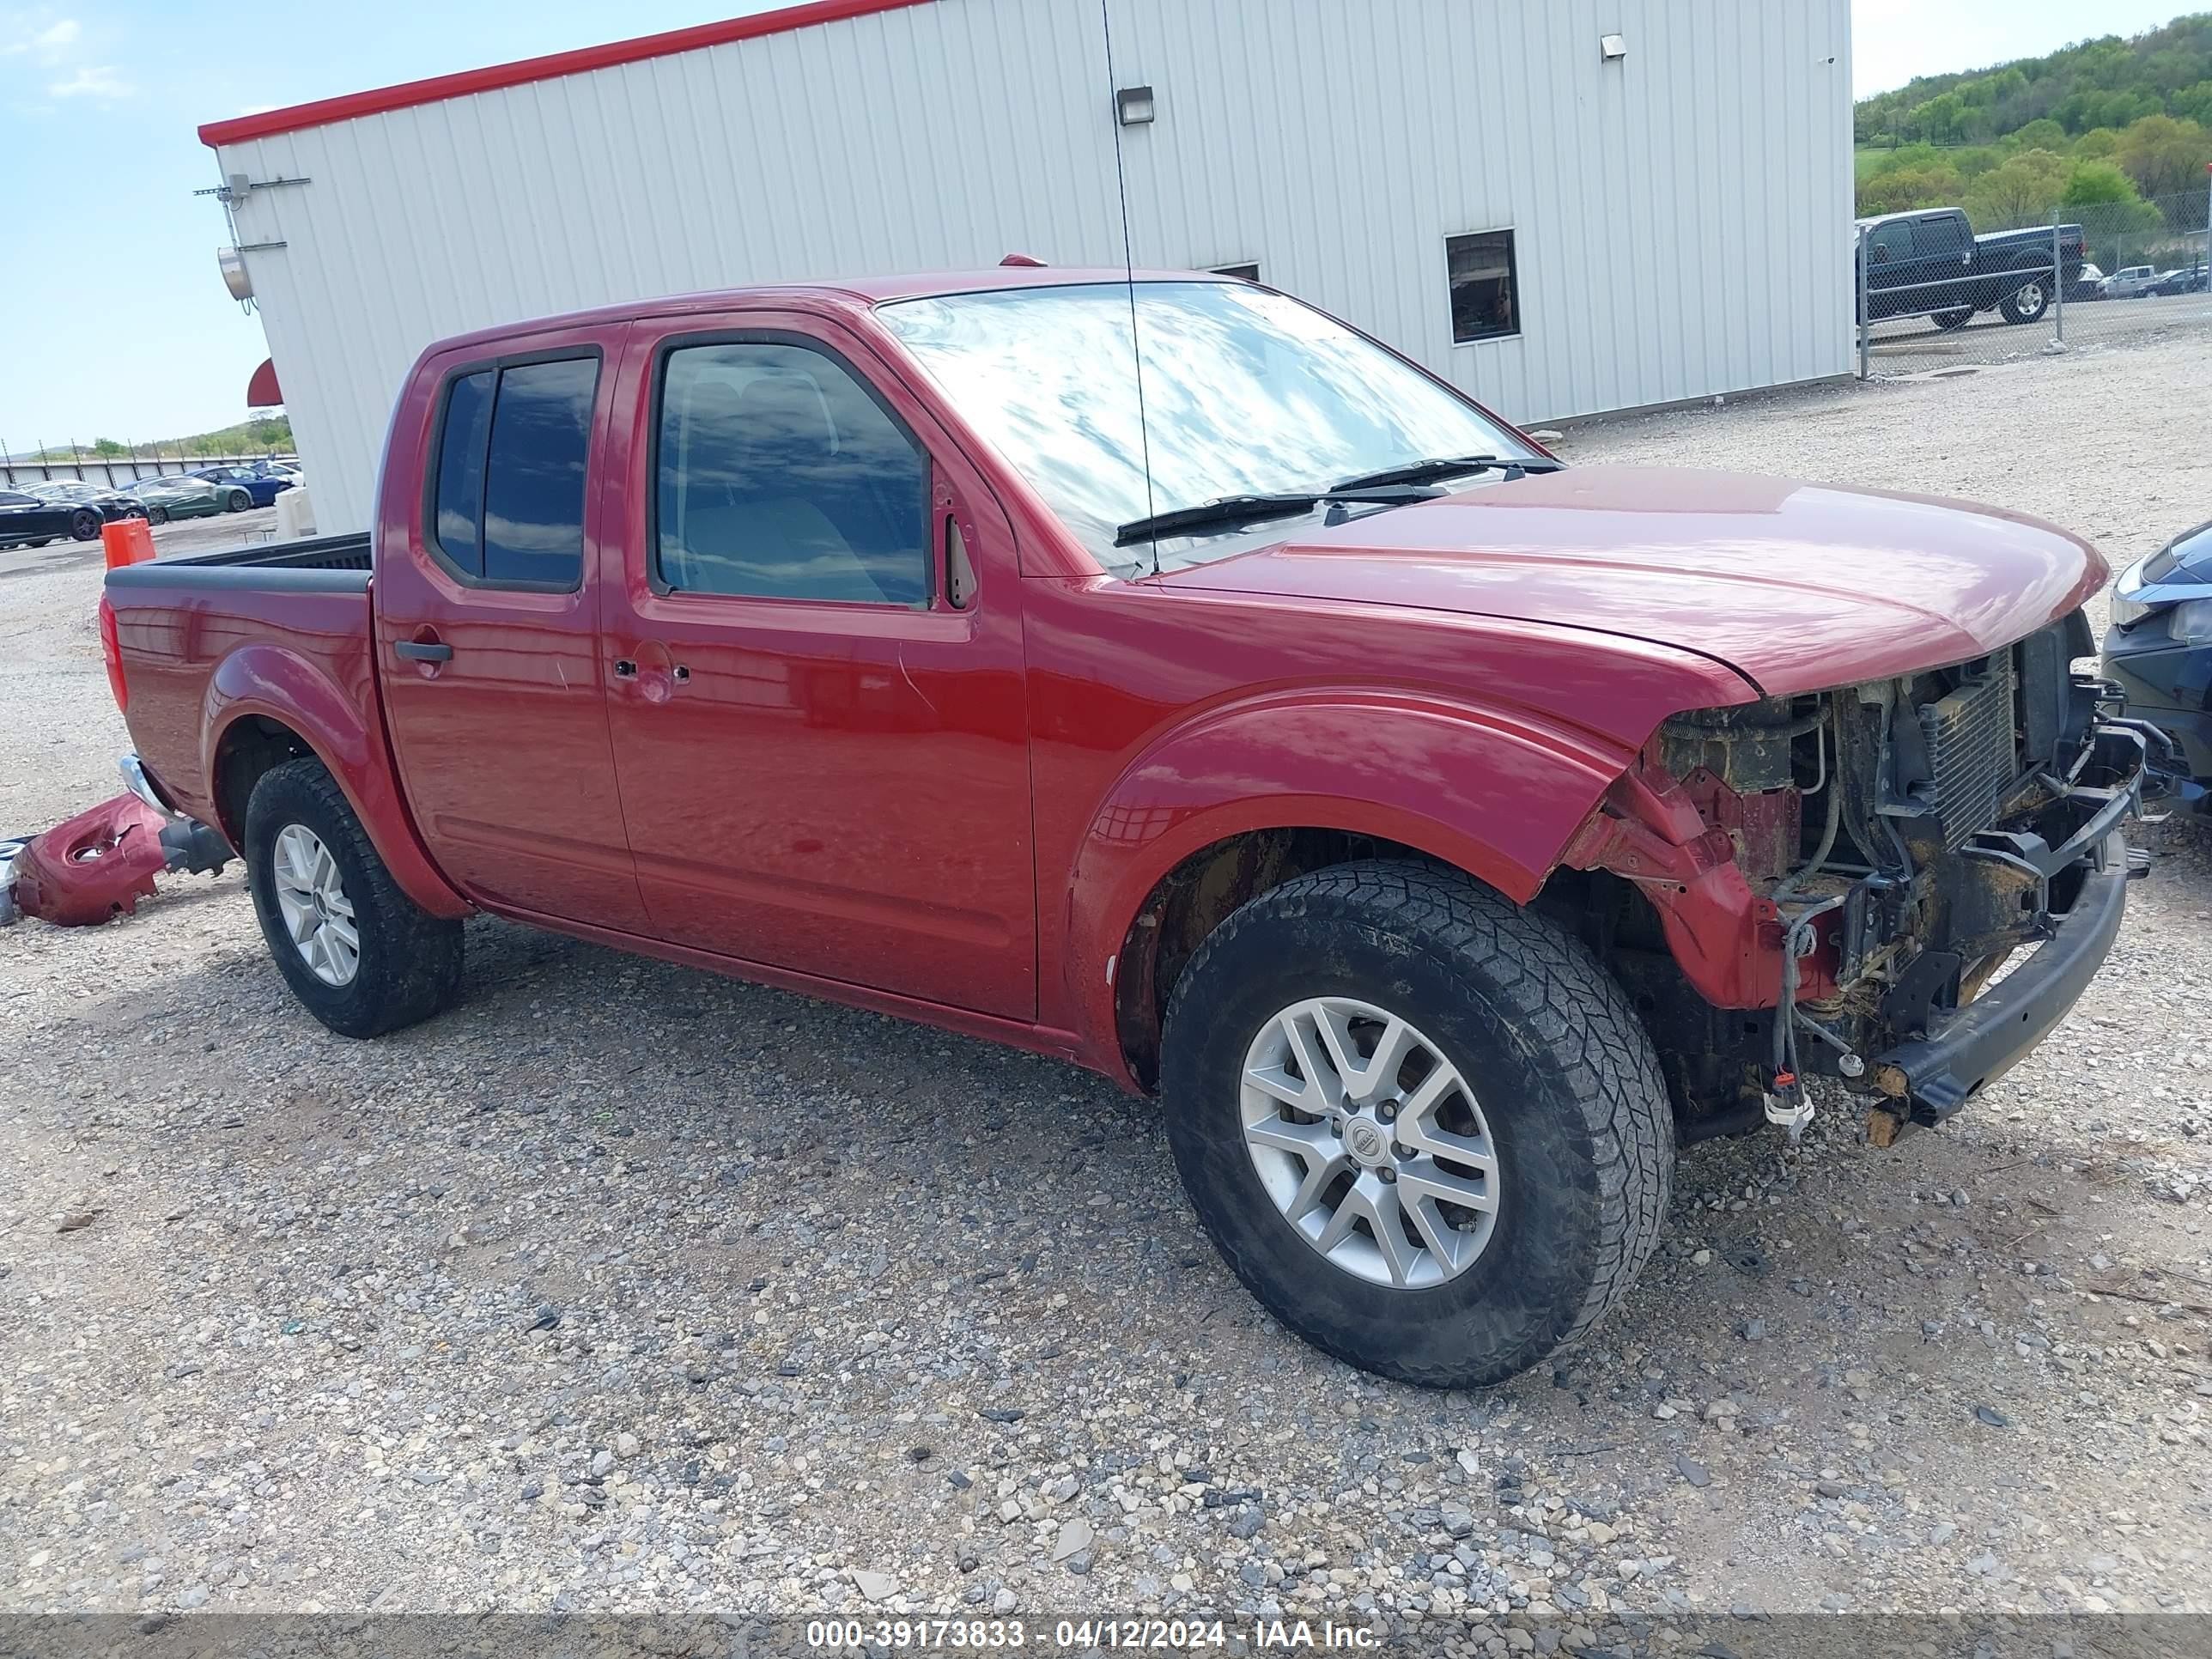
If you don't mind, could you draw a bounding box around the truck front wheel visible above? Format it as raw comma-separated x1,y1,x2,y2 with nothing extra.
1931,307,1973,331
1160,860,1674,1388
244,757,463,1038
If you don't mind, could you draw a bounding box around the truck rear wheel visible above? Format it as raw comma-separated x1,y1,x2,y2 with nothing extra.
1159,860,1674,1388
2001,269,2051,325
244,757,462,1038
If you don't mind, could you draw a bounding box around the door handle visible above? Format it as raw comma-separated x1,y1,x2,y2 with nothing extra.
394,639,452,663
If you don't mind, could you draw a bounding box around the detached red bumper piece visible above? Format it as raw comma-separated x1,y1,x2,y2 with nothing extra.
4,793,229,927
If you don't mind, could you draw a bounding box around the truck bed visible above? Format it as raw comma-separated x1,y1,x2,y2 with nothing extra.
134,531,374,580
105,532,380,836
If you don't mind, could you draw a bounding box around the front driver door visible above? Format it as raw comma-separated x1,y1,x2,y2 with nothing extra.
599,313,1036,1020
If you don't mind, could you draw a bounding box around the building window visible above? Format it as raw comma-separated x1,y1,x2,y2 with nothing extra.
653,339,929,606
1446,230,1520,344
1211,263,1261,282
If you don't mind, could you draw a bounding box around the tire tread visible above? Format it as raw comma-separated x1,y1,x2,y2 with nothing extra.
1163,858,1674,1385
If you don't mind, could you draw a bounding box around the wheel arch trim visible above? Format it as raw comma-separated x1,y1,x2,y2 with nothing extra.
204,644,471,918
1066,690,1637,1085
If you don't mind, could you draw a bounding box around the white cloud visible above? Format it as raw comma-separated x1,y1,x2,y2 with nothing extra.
0,14,79,58
49,62,129,98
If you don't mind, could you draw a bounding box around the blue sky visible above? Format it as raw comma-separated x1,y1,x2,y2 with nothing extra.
0,0,2199,450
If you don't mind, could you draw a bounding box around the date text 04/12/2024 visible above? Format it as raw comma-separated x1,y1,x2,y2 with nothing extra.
802,1619,1382,1650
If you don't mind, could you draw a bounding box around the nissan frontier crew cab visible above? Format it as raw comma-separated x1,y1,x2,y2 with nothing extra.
104,268,2163,1388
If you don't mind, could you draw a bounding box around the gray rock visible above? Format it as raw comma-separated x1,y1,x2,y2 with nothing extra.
1676,1455,1711,1487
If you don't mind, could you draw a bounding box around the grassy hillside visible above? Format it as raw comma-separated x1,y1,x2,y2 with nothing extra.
1855,13,2212,239
33,416,293,464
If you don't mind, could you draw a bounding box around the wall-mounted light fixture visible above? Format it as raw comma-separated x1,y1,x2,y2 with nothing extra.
1115,84,1156,125
216,245,253,301
1599,33,1628,61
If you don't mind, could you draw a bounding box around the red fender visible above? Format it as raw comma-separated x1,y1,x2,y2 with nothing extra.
1061,690,1638,1076
205,641,471,919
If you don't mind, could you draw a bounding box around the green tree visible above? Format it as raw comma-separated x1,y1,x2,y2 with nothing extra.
1964,149,2071,228
88,438,128,458
2063,158,2145,204
1857,163,1965,216
2075,126,2122,159
2114,112,2212,200
2008,117,2069,152
2173,79,2212,126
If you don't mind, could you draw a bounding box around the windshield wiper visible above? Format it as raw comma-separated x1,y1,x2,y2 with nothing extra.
1331,453,1564,491
1114,484,1437,547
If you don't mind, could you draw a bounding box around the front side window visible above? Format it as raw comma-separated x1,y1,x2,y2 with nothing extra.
654,340,928,606
878,280,1537,574
1446,230,1520,343
428,356,596,586
1869,221,1914,264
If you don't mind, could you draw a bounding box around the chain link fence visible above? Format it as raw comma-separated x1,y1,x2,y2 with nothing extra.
1856,187,2212,378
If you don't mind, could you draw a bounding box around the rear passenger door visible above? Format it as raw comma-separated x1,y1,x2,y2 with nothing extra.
374,325,649,932
597,312,1036,1019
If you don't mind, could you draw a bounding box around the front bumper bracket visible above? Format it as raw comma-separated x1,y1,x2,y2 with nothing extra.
1871,830,2130,1124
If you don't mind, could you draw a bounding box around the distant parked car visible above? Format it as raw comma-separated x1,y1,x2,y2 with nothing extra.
2105,519,2212,810
2149,264,2208,297
22,480,151,524
131,473,253,524
2100,265,2160,300
1857,207,2085,329
190,464,290,508
0,489,104,548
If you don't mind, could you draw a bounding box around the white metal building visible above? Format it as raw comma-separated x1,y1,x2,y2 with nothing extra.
202,0,1855,535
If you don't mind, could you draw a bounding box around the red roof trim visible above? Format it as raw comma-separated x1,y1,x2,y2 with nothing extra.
199,0,936,148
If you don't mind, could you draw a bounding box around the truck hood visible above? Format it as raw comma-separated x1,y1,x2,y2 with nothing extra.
1156,466,2106,696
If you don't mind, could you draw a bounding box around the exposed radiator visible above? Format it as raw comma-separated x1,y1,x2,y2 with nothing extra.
1917,655,2017,850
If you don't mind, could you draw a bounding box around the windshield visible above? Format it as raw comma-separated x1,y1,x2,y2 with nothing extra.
878,280,1537,574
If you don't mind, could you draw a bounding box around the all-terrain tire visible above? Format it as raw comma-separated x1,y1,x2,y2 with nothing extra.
244,757,463,1038
1160,859,1674,1388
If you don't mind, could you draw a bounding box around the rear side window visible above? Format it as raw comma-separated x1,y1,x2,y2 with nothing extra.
1918,216,1967,256
433,371,494,562
428,356,598,586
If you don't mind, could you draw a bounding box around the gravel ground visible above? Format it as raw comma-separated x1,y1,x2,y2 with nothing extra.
4,339,2211,1645
1864,286,2212,377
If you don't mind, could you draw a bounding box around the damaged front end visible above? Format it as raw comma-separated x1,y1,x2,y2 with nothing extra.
1554,611,2178,1144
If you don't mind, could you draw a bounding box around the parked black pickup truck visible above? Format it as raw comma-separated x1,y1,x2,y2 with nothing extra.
1858,208,2087,330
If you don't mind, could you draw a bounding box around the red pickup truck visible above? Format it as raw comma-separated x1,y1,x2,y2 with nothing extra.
105,267,2161,1387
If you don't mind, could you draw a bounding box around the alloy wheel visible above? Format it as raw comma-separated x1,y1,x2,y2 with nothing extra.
271,823,359,987
1239,996,1500,1289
